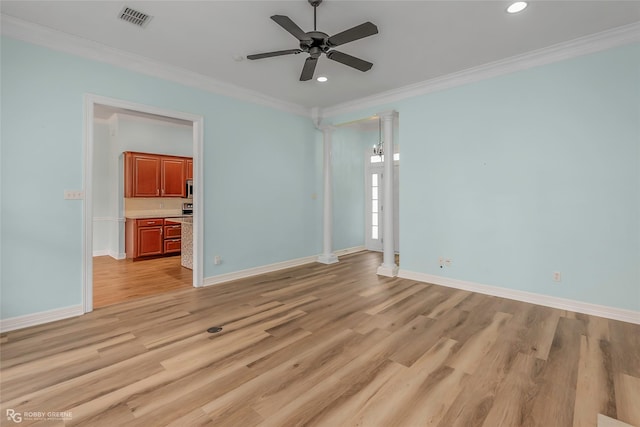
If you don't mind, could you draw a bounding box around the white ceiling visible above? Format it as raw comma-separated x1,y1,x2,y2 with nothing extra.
2,1,639,110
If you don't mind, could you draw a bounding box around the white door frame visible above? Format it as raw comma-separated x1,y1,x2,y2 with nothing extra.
82,94,204,313
365,152,399,253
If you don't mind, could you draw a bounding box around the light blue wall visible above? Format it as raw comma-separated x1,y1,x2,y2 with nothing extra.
1,34,637,320
331,127,373,250
327,43,640,311
0,36,320,319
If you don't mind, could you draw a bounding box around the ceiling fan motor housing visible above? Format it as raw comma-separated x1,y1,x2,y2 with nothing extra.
300,31,331,57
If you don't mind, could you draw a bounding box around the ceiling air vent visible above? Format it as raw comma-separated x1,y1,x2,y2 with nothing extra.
118,6,152,28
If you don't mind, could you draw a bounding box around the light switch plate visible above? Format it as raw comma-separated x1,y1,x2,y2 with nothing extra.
64,190,84,200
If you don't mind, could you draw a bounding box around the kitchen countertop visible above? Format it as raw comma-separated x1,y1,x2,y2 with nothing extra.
124,215,192,224
167,216,193,225
125,210,192,220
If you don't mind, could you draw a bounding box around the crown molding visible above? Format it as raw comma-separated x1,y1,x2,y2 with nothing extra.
0,14,311,118
322,21,640,119
3,14,638,122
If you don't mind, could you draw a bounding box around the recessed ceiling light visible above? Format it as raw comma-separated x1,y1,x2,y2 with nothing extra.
317,76,328,82
507,1,528,13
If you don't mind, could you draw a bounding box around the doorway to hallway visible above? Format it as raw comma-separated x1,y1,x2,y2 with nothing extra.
365,152,399,253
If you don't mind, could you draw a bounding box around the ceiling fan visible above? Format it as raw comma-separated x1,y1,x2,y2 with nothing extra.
247,0,378,81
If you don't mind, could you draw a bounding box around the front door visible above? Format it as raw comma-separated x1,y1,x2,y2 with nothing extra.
365,153,399,252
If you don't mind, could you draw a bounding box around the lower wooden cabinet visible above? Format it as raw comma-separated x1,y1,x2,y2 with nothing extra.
126,218,181,259
163,221,182,254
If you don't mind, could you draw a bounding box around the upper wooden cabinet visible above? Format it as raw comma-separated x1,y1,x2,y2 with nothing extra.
126,153,161,197
124,152,192,198
161,157,186,197
186,159,193,180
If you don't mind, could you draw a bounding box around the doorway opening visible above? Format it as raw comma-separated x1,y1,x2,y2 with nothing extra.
330,112,400,272
83,95,204,313
365,152,399,253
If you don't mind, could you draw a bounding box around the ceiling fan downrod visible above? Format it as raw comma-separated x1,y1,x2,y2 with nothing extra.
309,0,322,31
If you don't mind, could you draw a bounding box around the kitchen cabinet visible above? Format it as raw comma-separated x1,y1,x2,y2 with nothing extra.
138,225,163,257
126,218,182,259
125,153,161,197
124,152,192,198
126,218,164,259
186,159,193,180
163,220,182,254
161,157,186,197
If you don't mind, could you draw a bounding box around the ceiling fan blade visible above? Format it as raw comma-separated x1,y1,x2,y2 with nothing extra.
247,49,302,60
326,50,373,72
300,57,318,81
327,22,378,47
271,15,311,41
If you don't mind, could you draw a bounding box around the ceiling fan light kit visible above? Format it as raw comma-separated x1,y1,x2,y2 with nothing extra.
247,0,378,81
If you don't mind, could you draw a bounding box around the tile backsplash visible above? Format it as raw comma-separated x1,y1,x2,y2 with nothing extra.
125,198,189,217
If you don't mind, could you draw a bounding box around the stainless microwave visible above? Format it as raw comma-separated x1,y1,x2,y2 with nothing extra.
185,179,193,199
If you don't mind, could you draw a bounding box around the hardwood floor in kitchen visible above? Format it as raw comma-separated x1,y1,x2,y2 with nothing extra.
2,251,638,426
93,255,192,308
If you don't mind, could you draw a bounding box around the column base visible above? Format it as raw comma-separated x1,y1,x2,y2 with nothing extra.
317,253,339,265
377,264,399,277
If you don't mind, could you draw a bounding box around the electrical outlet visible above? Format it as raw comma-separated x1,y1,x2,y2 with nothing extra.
214,256,222,265
438,257,452,268
553,272,562,282
64,190,84,200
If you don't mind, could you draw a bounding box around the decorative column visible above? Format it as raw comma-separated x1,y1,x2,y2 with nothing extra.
317,125,339,264
377,111,398,277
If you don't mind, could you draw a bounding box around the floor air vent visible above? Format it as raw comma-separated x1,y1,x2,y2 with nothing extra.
119,6,152,28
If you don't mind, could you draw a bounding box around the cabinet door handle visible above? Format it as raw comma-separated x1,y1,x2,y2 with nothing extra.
156,189,159,196
147,221,155,224
160,228,163,236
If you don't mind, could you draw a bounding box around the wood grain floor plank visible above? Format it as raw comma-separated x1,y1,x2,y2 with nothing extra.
425,289,472,319
340,337,460,427
614,373,640,426
447,311,512,375
438,315,531,427
93,255,192,308
523,317,583,427
1,251,638,427
573,335,617,427
481,352,537,427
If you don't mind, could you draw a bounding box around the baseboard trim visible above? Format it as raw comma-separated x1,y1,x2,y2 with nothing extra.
92,250,126,259
0,305,84,333
203,246,366,287
203,255,318,287
398,270,640,325
334,245,366,257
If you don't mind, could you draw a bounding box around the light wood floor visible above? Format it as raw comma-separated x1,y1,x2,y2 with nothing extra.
1,251,638,426
93,255,192,308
